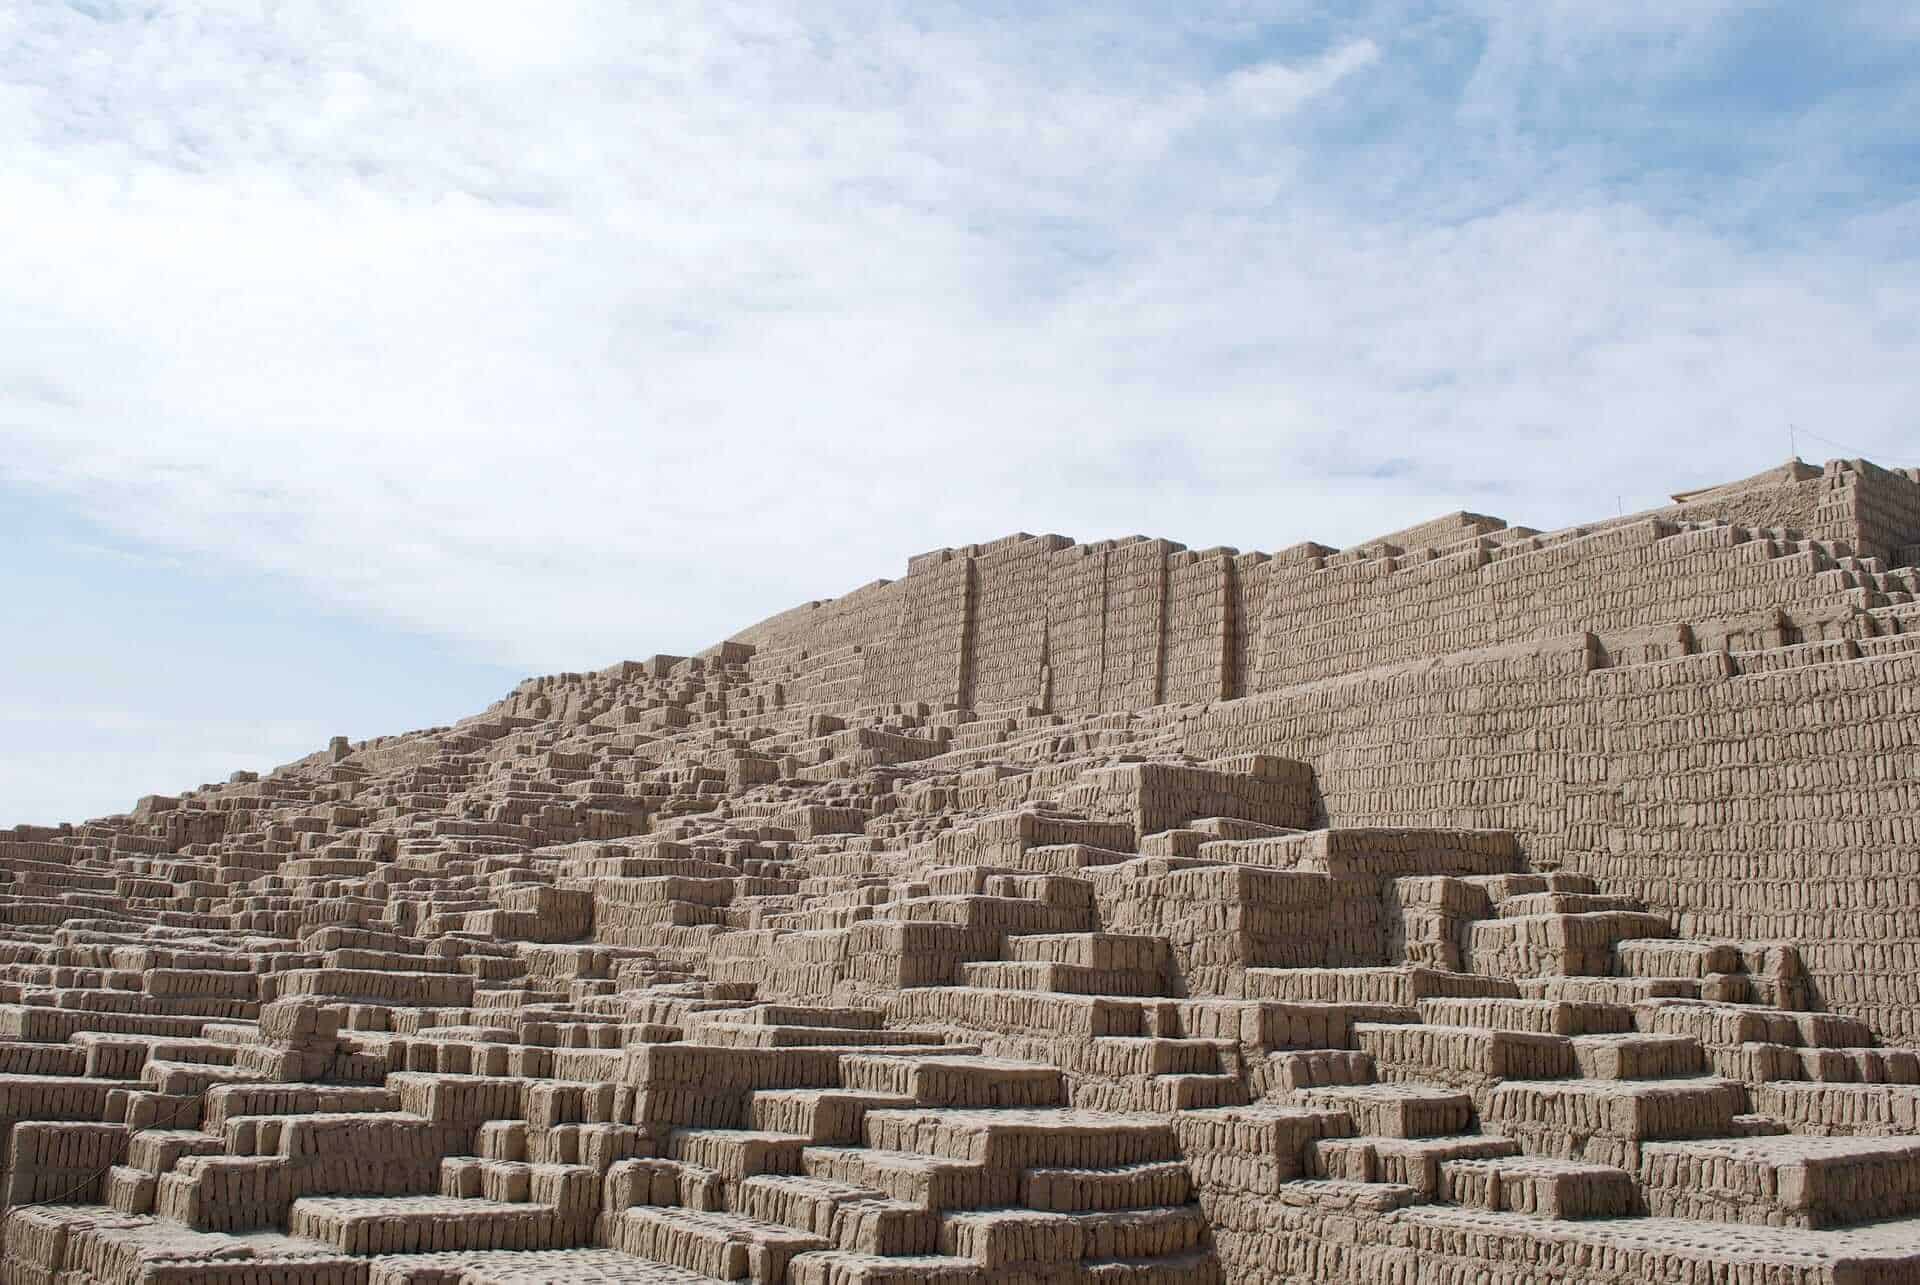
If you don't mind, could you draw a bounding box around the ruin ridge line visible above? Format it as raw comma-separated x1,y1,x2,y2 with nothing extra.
1,453,1918,1283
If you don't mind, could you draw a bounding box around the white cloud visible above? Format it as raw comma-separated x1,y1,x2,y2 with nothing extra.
1,0,1915,689
1226,39,1380,116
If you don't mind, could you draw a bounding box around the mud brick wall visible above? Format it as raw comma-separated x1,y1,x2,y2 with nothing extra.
1205,829,1521,968
1227,551,1272,701
965,534,1071,712
729,576,906,656
859,553,973,710
1100,538,1176,710
591,877,731,947
1044,542,1113,715
1564,458,1912,563
274,968,474,1008
1645,459,1835,543
752,532,1244,718
1164,549,1235,705
1184,639,1920,1042
1200,1191,1869,1285
731,459,1920,719
929,809,1136,869
1368,510,1510,550
1089,861,1333,995
770,647,869,709
1247,518,1872,693
4,1121,127,1206
1060,760,1314,839
1849,462,1920,564
619,1044,839,1130
1656,458,1920,563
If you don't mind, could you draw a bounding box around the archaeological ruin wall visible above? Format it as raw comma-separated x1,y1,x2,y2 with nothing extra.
731,458,1920,1042
1,454,1918,1284
734,459,1920,712
1185,632,1920,1044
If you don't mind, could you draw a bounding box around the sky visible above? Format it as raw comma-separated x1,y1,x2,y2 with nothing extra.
2,1,1917,824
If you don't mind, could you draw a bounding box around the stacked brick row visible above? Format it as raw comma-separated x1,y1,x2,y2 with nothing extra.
1249,518,1877,692
0,453,1914,1282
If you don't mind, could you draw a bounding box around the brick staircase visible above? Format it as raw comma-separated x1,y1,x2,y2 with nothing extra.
13,803,1920,1282
4,507,1920,1282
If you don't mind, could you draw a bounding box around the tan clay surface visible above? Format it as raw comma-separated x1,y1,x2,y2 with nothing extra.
3,455,1920,1282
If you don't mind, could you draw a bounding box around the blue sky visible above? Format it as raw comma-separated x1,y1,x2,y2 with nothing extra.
0,482,524,821
2,1,1916,823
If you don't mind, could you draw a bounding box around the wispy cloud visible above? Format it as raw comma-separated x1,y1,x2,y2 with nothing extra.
1,0,1915,693
1225,39,1381,117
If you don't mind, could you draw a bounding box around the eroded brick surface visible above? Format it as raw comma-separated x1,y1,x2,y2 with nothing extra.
3,456,1920,1282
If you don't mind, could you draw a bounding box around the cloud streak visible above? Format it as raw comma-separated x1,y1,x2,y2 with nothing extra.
1,1,1915,690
